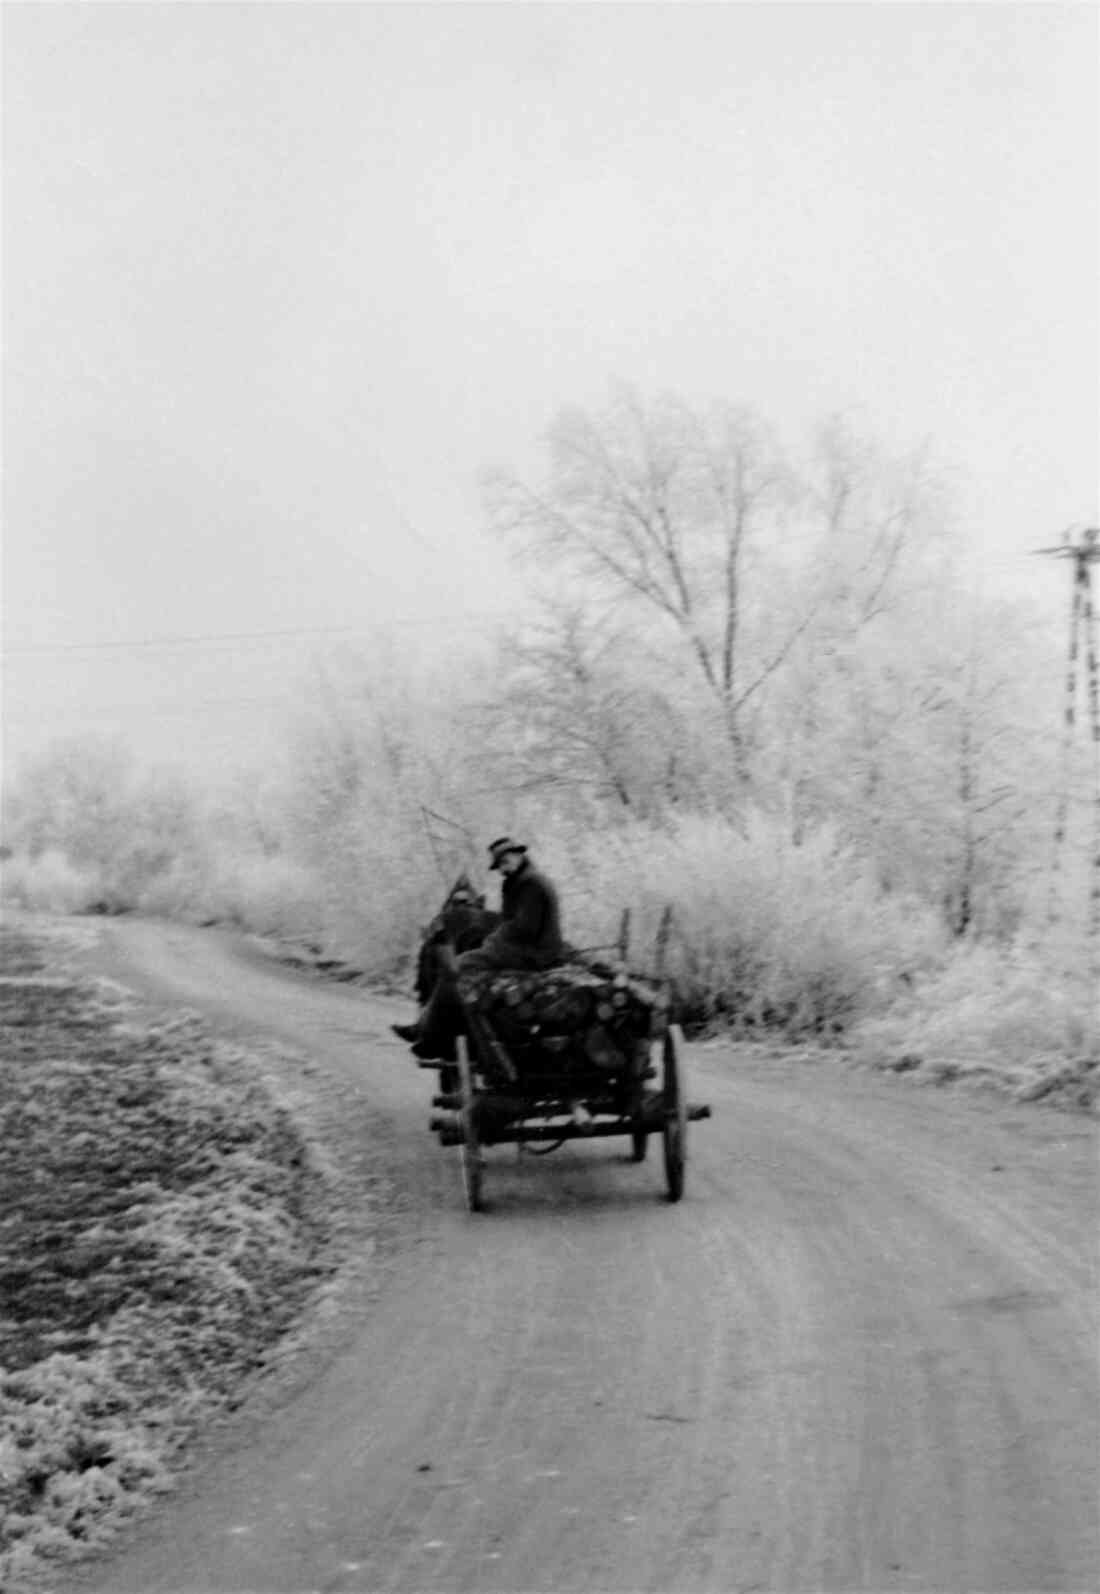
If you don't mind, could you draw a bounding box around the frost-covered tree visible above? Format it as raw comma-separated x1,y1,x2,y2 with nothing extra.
2,735,206,909
485,391,956,808
481,600,721,822
485,388,799,777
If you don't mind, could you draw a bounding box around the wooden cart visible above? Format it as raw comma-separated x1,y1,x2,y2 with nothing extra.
420,967,710,1211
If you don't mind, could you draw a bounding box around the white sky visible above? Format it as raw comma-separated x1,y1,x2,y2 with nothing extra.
3,1,1097,782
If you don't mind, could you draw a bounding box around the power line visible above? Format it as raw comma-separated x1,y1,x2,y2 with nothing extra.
3,694,287,721
0,612,506,656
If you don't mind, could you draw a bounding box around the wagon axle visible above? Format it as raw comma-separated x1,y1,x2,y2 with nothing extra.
429,1098,710,1147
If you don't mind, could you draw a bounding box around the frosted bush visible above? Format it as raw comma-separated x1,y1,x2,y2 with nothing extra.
2,735,217,916
0,850,104,914
205,853,322,940
317,847,435,979
133,854,216,918
533,810,945,1034
259,793,446,980
852,941,1098,1093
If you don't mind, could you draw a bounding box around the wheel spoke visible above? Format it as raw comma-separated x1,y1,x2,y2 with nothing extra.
457,1036,484,1212
662,1026,687,1201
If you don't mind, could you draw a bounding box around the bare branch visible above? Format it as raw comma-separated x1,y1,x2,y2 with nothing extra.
732,602,820,714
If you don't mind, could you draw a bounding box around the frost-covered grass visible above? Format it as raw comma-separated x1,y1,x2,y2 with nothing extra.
849,939,1099,1108
0,924,330,1589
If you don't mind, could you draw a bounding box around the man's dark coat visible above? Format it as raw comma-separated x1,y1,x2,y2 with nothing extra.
411,857,567,1059
480,858,565,970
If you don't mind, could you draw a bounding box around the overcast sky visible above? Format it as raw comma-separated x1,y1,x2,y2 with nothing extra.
3,2,1097,782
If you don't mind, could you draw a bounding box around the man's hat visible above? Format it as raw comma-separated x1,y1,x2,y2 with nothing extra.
487,836,528,871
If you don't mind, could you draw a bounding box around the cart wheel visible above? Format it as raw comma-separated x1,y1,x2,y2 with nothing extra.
457,1037,484,1213
629,1041,649,1160
662,1026,687,1202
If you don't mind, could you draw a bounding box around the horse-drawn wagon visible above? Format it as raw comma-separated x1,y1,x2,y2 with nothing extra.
414,898,710,1210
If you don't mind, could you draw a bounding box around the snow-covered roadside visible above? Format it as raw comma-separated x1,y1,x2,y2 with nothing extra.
0,919,339,1590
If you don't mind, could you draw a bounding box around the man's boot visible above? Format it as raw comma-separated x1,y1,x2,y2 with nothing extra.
391,1021,420,1042
412,1031,458,1063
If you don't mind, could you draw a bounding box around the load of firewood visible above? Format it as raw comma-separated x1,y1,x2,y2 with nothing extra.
456,959,670,1071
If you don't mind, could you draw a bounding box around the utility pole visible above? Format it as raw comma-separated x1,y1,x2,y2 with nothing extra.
1035,527,1100,1023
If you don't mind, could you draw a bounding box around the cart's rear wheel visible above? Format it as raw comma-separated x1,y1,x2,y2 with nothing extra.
457,1036,484,1212
629,1041,650,1160
662,1026,687,1202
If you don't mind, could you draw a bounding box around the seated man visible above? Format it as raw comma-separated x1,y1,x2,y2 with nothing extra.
393,836,566,1060
414,874,498,1006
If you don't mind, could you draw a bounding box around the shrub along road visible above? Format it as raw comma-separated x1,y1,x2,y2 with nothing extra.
69,918,1097,1594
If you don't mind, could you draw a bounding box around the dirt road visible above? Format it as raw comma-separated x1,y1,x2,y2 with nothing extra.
70,919,1097,1594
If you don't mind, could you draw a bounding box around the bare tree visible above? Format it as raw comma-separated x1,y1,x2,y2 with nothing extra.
485,389,795,776
806,416,955,632
480,600,694,820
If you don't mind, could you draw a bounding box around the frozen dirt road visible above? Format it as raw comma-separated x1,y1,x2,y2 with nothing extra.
69,919,1098,1594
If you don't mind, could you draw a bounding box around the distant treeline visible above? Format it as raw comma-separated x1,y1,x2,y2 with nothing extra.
2,392,1095,1076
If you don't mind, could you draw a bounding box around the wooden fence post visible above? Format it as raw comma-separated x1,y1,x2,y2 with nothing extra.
654,904,674,981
